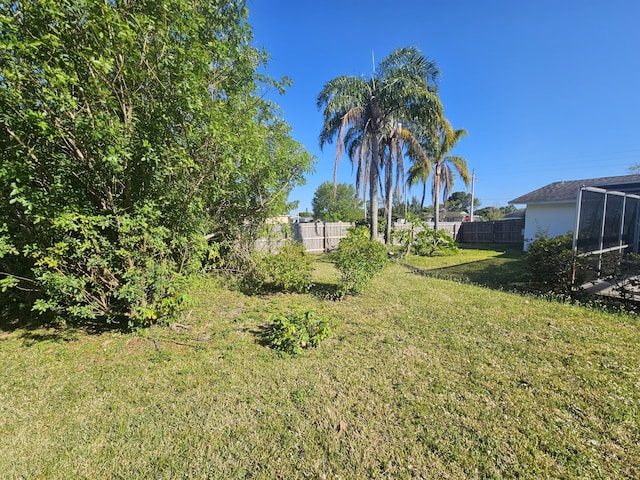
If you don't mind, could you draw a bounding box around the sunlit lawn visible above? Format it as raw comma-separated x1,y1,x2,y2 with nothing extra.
1,246,638,478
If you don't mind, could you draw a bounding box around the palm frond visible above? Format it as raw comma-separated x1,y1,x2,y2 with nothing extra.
446,155,470,186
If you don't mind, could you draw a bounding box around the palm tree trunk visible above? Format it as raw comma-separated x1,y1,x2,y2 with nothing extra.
369,137,380,241
433,165,440,231
385,157,393,245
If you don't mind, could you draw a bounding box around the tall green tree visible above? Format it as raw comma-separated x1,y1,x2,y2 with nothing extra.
407,150,432,210
0,0,313,326
317,47,441,242
476,205,517,221
432,124,470,229
446,191,480,212
312,182,362,222
379,122,425,243
408,119,469,229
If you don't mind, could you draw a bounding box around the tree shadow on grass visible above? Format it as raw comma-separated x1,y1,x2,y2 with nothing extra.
309,281,342,301
402,248,530,291
244,322,272,349
0,296,129,342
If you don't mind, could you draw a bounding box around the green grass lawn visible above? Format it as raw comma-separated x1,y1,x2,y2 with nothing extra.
401,243,530,290
1,247,638,478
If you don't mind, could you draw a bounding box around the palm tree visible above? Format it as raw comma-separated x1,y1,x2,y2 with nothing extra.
407,142,433,210
429,120,470,230
379,122,428,243
317,47,441,241
407,118,469,229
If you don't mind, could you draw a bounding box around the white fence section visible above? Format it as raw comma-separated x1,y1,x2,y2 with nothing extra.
293,222,355,252
256,221,464,253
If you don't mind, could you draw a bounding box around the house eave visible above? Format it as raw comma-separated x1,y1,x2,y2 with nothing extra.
509,198,576,206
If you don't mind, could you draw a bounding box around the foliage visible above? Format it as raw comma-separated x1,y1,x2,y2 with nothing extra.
400,197,434,221
526,233,575,293
266,309,332,355
317,47,443,243
0,0,313,326
476,206,504,220
255,242,313,293
476,205,517,221
445,191,480,212
414,229,459,257
393,215,458,257
332,226,387,295
29,209,192,326
408,120,469,230
311,181,362,222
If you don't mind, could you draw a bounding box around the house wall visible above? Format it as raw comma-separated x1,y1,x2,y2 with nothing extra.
523,202,576,250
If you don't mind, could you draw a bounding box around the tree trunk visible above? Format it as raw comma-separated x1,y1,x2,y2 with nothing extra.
433,164,440,231
369,136,380,241
385,157,393,245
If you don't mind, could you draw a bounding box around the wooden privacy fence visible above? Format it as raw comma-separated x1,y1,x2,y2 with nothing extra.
254,222,356,253
255,220,520,253
293,222,355,252
457,220,524,244
293,221,466,252
392,221,462,241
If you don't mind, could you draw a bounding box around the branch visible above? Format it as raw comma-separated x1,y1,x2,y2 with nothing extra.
5,127,40,165
0,271,37,283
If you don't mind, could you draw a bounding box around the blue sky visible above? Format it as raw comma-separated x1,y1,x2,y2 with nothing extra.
248,0,640,213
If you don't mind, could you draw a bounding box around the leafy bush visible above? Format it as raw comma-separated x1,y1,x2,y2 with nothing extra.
333,226,387,295
0,1,313,328
393,216,458,257
267,309,332,355
526,233,575,293
25,208,194,328
414,229,459,256
255,242,313,293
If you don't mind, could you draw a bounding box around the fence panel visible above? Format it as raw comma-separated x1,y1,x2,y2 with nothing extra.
492,220,525,243
254,223,288,253
292,222,356,252
293,222,326,253
324,222,354,250
258,221,471,253
458,220,524,243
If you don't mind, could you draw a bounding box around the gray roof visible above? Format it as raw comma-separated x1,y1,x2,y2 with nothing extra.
503,208,525,219
509,174,640,205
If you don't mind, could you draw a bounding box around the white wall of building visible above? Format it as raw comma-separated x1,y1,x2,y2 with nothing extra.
523,202,576,250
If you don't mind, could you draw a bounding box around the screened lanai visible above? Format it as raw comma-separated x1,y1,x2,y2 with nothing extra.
574,185,640,300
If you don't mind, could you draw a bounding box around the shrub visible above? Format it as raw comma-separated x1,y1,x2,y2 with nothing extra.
526,233,575,293
255,242,313,293
7,208,195,329
413,229,459,256
0,2,313,329
333,226,387,295
267,309,332,355
392,215,458,257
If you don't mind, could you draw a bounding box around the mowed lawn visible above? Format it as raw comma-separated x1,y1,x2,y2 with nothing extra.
1,247,638,479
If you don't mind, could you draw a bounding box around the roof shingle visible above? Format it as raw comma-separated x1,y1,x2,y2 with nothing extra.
509,174,640,205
